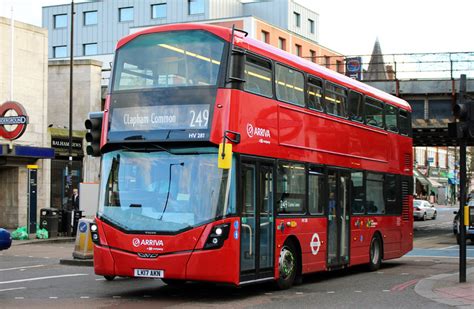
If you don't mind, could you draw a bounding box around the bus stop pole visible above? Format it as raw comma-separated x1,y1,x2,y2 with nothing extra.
459,140,467,283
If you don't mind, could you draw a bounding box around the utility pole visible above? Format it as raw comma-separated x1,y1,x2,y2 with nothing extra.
67,0,74,210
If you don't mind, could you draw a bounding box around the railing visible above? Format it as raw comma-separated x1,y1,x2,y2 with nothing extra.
304,52,474,81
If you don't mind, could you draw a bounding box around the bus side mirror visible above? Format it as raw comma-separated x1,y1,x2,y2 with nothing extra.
228,49,245,88
218,143,232,169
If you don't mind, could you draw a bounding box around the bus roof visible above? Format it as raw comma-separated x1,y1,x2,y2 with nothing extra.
116,23,411,111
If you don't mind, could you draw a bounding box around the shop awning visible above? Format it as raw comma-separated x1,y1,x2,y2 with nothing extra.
427,177,444,188
414,169,430,186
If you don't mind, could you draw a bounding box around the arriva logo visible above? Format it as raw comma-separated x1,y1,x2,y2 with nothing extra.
132,238,164,247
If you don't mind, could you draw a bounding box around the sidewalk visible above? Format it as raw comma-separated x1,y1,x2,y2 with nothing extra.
415,267,474,307
11,236,75,246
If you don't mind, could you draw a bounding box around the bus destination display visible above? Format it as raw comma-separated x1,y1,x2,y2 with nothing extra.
110,104,210,132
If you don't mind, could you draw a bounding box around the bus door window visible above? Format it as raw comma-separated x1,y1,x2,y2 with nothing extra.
308,167,324,215
307,77,324,112
244,56,273,97
325,83,347,118
327,171,337,263
259,165,274,269
350,171,365,215
241,163,256,271
365,97,385,129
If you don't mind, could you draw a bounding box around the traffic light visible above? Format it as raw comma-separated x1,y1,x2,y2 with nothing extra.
85,112,103,157
450,74,474,139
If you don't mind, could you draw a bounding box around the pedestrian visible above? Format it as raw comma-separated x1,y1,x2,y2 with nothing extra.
72,188,80,211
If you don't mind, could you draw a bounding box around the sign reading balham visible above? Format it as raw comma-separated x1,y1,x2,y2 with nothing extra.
110,104,210,132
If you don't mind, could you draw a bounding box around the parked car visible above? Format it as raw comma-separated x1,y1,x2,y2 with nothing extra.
453,201,474,244
0,228,12,251
413,199,437,220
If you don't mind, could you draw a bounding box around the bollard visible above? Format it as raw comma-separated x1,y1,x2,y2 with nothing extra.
72,218,94,259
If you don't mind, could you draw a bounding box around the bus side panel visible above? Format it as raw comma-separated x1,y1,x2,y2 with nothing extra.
349,216,370,266
94,245,115,276
186,219,241,285
275,218,327,276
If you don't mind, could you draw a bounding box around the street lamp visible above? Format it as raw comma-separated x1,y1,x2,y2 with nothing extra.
67,0,74,211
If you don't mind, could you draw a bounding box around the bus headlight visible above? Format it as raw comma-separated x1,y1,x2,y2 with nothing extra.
204,223,230,250
90,223,100,245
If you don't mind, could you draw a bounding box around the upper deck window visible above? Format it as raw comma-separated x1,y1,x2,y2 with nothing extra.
365,97,384,128
399,110,411,136
112,30,225,91
385,104,398,132
325,83,347,118
275,64,304,107
307,76,323,111
348,91,364,122
244,56,273,98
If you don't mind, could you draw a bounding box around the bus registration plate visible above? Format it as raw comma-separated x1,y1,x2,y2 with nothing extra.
134,269,164,278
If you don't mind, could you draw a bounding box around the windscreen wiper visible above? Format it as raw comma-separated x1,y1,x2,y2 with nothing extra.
159,162,184,220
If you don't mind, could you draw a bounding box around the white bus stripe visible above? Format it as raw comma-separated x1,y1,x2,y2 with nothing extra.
0,274,88,285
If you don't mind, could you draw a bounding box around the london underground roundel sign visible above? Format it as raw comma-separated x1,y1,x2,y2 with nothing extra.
0,101,29,140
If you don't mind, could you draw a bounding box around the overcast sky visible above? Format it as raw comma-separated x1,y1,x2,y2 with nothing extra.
1,0,474,55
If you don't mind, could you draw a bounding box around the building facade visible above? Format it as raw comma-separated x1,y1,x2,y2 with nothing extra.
0,17,53,228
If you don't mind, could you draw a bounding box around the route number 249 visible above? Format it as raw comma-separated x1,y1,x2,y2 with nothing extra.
189,109,209,128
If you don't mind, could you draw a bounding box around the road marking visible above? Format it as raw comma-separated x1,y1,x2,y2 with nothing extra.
295,292,303,295
382,290,390,292
0,287,26,292
49,297,58,299
95,278,106,281
391,279,420,291
0,273,88,285
354,290,362,293
14,297,24,299
327,291,335,294
80,296,90,299
0,265,45,272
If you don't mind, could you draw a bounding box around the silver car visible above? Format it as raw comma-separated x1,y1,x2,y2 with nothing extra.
413,199,437,220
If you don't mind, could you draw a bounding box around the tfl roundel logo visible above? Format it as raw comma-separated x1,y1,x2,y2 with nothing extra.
0,101,29,141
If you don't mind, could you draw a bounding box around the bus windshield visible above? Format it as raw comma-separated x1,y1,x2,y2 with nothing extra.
112,30,226,91
98,149,234,233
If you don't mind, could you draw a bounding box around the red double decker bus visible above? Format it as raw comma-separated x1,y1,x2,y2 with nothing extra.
89,23,413,289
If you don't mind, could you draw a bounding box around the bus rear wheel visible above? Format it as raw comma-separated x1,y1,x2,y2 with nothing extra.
276,241,297,290
368,234,382,271
104,275,116,281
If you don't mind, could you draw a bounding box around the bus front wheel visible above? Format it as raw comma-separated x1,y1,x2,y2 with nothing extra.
368,234,382,271
104,275,116,281
276,241,297,290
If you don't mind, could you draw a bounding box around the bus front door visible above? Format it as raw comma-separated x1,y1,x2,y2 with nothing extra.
327,169,350,268
240,160,275,283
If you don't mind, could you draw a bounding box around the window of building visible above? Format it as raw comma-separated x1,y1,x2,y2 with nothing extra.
294,12,301,27
309,166,324,215
53,45,67,58
277,162,306,214
307,76,323,111
84,11,97,26
351,171,365,214
348,91,364,122
188,0,205,15
365,97,384,128
151,3,167,19
261,30,269,43
54,14,67,29
295,44,302,57
309,50,316,63
83,43,98,56
385,104,398,132
244,56,273,98
325,83,347,117
278,37,286,51
275,64,304,107
119,7,134,22
366,173,385,214
309,18,314,34
336,60,343,73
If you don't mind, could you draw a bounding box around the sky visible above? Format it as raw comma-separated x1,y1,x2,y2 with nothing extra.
1,0,474,56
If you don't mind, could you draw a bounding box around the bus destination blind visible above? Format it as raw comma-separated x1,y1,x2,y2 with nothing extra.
110,104,210,132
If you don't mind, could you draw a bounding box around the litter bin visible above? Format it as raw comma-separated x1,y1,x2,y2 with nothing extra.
72,210,84,237
40,208,59,238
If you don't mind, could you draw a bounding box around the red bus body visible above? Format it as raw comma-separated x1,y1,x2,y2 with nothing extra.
92,23,413,287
